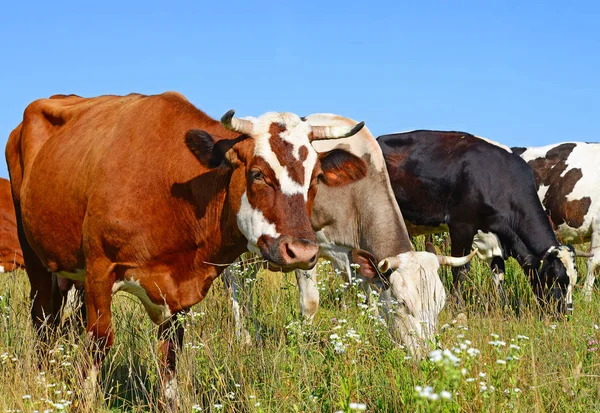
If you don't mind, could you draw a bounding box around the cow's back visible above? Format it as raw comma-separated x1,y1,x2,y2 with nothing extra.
517,142,600,241
0,178,23,271
378,131,540,235
6,92,238,273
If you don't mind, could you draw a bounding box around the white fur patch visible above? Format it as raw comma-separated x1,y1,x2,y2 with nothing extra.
237,191,280,253
545,246,577,308
164,377,178,403
0,265,4,273
538,184,550,203
112,277,172,324
472,231,503,263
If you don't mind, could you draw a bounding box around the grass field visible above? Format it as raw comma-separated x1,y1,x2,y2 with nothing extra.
1,238,599,412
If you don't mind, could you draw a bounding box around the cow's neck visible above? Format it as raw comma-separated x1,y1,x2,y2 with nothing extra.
509,194,560,258
189,167,248,276
357,175,415,262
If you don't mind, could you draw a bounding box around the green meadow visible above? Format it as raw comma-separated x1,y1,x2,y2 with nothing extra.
1,237,599,412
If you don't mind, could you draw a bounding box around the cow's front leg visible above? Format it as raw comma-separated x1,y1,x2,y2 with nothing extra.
490,256,508,309
158,312,185,411
296,267,320,320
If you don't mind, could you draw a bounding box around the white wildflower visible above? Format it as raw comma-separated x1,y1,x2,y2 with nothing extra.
428,349,443,363
440,390,452,400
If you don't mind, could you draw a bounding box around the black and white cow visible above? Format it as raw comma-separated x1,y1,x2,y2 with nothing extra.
378,130,583,313
509,143,598,300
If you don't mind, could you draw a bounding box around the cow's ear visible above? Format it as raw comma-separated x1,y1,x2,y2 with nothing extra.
351,249,378,279
318,149,367,187
185,129,244,168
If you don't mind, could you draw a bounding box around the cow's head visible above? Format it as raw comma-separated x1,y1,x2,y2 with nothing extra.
186,111,367,271
351,248,477,356
538,245,581,314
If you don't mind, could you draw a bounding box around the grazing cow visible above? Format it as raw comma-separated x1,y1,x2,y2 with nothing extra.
223,115,477,354
508,143,598,300
0,177,24,272
5,93,368,405
378,130,582,313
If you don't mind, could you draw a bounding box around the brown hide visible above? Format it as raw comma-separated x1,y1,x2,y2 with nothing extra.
0,178,23,271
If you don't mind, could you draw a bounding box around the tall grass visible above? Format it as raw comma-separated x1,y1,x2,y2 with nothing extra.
1,237,599,412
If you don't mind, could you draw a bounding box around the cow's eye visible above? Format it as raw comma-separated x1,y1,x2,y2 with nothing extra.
250,169,265,182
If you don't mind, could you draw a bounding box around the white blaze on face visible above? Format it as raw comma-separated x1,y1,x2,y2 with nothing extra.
551,246,578,307
250,112,319,200
235,112,318,251
237,191,280,253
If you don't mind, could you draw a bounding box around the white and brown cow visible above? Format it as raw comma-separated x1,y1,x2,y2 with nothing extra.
513,143,599,301
224,114,477,355
5,93,368,405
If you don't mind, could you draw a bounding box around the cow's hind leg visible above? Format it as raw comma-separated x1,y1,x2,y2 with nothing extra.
583,213,600,302
82,258,117,402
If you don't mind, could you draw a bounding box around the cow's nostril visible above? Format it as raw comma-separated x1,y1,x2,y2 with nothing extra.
285,243,296,259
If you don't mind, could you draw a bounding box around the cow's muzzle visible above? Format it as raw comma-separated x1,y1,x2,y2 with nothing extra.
258,235,319,271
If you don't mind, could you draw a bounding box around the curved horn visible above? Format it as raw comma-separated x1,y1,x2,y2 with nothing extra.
310,121,365,142
437,249,478,267
575,249,594,258
378,256,402,272
221,109,254,135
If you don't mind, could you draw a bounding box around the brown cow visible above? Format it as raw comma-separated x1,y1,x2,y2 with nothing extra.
0,177,23,272
5,92,367,405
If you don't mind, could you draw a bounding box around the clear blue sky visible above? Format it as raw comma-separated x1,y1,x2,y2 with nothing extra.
1,1,598,178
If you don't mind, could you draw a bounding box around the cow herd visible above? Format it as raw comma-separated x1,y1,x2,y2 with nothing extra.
0,92,597,406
